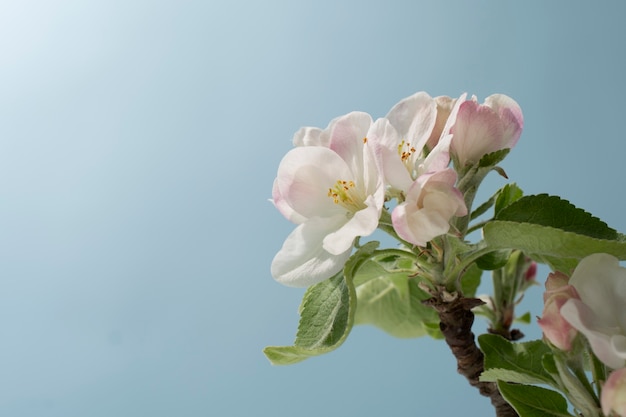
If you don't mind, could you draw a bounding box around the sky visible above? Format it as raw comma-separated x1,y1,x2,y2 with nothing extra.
1,1,626,416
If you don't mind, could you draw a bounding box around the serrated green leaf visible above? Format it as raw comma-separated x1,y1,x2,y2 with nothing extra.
495,194,617,240
294,273,351,349
495,183,524,216
497,382,574,417
481,368,552,386
264,269,355,365
478,334,553,385
263,243,383,365
353,252,440,338
479,148,511,167
470,194,497,220
483,221,626,273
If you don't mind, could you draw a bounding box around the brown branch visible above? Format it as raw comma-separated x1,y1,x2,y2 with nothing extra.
424,291,518,417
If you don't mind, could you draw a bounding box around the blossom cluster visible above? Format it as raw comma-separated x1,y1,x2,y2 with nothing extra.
270,92,523,287
539,253,626,416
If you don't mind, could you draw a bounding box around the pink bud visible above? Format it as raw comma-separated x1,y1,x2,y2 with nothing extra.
537,271,580,351
602,368,626,417
450,94,523,167
524,261,537,282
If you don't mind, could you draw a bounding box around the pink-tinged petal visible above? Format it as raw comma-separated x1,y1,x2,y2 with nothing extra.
537,274,580,351
275,146,351,219
323,194,381,255
602,368,626,417
271,215,352,287
329,112,372,174
425,95,456,150
569,253,626,330
439,92,467,140
419,133,452,176
391,170,466,246
360,118,389,195
450,100,505,167
392,201,448,246
561,298,624,369
292,126,328,147
271,178,307,224
485,94,524,149
386,91,437,153
368,118,413,192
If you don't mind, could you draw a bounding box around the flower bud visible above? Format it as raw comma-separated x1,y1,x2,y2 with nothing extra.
537,271,580,351
602,368,626,417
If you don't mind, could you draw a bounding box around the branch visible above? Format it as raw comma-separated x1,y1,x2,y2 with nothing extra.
424,290,518,417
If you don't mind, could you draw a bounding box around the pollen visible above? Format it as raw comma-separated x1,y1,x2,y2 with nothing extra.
397,139,417,162
326,178,367,214
363,137,368,144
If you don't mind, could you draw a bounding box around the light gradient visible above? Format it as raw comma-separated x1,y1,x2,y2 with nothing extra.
1,1,625,416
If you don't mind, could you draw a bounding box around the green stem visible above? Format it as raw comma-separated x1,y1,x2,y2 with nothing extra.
466,218,492,235
553,353,601,417
590,351,607,400
446,243,492,288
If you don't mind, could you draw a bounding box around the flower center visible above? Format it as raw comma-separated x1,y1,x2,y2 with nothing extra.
397,139,425,179
397,139,416,162
327,179,366,212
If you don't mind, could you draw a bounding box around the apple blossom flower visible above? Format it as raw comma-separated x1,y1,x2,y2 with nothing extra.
602,367,626,417
377,91,464,193
560,253,626,369
450,94,524,168
391,168,467,246
537,271,581,351
271,112,385,287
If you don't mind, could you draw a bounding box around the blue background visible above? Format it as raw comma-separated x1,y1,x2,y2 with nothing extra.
1,1,625,416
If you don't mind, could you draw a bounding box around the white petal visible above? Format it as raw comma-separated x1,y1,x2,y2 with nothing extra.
271,216,351,287
561,298,625,369
293,126,327,147
275,146,351,219
271,178,307,224
323,195,381,255
329,111,372,176
386,92,437,153
570,253,625,329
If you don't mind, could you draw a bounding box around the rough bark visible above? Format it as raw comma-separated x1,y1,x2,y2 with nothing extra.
424,292,518,417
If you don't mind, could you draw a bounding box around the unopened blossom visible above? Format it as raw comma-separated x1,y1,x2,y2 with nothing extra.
560,253,626,369
271,112,385,287
376,91,464,193
391,168,467,246
537,271,580,351
602,367,626,417
450,94,524,168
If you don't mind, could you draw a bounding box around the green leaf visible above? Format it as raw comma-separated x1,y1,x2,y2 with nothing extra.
263,243,382,365
475,249,511,270
460,263,482,297
470,194,496,220
263,269,355,365
479,334,553,385
495,183,524,216
495,194,617,240
483,221,626,273
353,249,440,338
515,311,532,324
479,148,511,168
497,382,574,417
